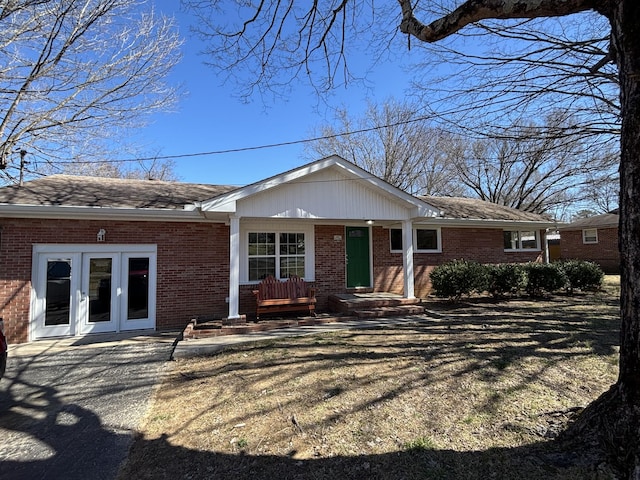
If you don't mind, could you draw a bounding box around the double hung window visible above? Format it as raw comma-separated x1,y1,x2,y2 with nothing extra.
582,229,598,244
390,228,441,252
503,230,539,250
248,232,305,281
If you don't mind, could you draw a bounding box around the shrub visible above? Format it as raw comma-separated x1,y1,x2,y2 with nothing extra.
522,262,566,297
429,259,489,300
487,263,525,298
558,260,604,293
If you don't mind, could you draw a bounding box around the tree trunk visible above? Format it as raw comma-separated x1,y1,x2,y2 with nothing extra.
564,2,640,478
615,0,640,407
614,2,640,474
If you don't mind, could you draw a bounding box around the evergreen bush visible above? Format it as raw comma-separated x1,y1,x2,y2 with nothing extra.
558,260,604,293
487,263,525,298
522,262,566,297
429,259,489,301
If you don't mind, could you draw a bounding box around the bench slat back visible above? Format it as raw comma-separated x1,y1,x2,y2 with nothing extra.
258,275,309,300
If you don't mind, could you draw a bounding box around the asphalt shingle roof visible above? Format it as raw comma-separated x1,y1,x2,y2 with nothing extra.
0,175,236,209
420,196,552,222
0,175,553,223
559,212,619,230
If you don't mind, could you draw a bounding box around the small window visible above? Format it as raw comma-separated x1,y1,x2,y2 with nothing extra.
390,228,440,252
416,229,438,250
583,229,598,244
390,229,403,251
504,230,539,250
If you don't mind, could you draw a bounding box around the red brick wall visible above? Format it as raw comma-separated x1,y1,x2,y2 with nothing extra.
1,218,548,343
313,225,346,310
0,218,230,343
372,226,544,297
560,228,620,274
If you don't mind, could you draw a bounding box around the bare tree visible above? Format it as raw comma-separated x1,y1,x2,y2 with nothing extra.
189,0,640,475
580,169,620,214
54,158,180,181
0,0,182,184
410,11,618,147
305,100,465,195
186,0,402,99
308,100,616,214
401,2,640,476
455,111,618,214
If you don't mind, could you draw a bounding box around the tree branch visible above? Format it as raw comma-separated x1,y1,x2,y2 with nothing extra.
398,0,603,43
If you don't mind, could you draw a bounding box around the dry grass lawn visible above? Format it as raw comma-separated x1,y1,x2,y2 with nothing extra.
119,277,621,479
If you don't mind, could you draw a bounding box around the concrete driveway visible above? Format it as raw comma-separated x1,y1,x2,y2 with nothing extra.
0,332,178,480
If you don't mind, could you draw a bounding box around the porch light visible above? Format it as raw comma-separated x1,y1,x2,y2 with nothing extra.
366,220,374,225
97,229,106,242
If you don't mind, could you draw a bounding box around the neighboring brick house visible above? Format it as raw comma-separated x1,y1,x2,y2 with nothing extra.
559,210,620,274
0,156,556,344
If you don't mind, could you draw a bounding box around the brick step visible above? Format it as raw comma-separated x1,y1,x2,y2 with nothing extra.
353,304,425,319
182,315,353,340
329,293,422,313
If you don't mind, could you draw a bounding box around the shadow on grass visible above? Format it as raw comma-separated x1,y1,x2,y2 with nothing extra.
121,292,621,479
119,432,612,480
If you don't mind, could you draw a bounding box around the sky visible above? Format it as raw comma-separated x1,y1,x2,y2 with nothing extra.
140,2,418,187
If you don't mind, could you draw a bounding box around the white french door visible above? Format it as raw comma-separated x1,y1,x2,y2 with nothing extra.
31,245,156,340
80,253,118,334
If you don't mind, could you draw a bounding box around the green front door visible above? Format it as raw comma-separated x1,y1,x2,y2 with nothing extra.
346,227,371,288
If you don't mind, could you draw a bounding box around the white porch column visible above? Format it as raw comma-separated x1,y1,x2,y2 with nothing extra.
228,215,241,319
402,219,415,299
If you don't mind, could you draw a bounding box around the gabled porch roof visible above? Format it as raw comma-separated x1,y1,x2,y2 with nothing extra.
197,155,441,221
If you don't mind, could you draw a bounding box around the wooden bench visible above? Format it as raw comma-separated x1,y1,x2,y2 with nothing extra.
252,275,317,320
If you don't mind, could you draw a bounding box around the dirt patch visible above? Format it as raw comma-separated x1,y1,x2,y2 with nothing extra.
119,279,621,479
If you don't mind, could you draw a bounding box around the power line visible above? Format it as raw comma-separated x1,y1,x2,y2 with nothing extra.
53,116,434,164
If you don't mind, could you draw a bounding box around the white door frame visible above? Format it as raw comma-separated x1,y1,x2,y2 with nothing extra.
119,252,157,331
30,244,157,340
31,253,81,338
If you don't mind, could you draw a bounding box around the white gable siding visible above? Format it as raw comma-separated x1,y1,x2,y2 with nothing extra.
235,168,413,220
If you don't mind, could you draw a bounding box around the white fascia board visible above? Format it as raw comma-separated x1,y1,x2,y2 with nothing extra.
195,199,237,213
0,204,226,223
413,217,559,229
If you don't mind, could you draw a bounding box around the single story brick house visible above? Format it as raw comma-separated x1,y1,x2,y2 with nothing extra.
559,210,620,273
0,156,556,344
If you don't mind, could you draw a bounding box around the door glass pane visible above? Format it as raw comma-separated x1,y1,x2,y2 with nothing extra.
89,258,112,323
45,260,71,326
128,257,149,320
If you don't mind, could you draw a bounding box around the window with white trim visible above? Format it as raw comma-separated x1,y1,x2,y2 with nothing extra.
582,228,598,244
390,228,441,252
248,232,305,281
503,230,539,250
